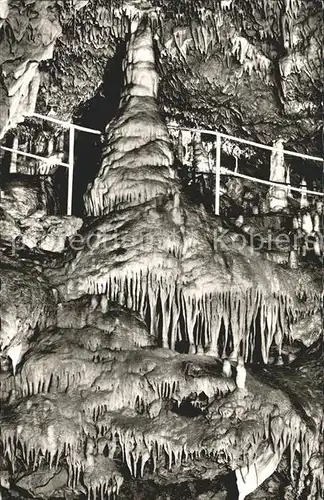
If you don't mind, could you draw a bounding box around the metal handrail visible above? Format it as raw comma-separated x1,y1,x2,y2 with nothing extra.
168,124,323,163
221,167,323,197
1,113,322,215
0,114,102,215
32,113,101,135
0,145,70,168
169,124,323,214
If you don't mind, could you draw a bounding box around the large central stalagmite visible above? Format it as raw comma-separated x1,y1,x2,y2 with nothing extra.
84,17,177,215
48,17,321,362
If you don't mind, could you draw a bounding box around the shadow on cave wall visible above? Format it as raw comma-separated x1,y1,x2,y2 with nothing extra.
71,41,126,216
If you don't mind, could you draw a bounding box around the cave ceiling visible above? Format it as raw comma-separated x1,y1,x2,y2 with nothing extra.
0,0,322,155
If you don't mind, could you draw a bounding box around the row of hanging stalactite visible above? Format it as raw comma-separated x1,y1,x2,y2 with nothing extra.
72,3,166,50
169,127,260,173
228,177,323,221
95,397,317,492
82,270,302,364
169,128,221,171
174,11,273,79
6,127,66,176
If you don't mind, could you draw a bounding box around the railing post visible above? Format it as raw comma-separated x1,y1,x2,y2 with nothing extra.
67,125,75,216
177,129,183,163
10,135,19,173
215,133,221,215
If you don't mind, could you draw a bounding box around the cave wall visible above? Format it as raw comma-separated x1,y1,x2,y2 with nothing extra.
0,0,90,139
0,0,322,154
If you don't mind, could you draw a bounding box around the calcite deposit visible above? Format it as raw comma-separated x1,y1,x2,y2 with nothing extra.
0,7,323,500
0,177,83,252
50,18,321,364
84,17,177,215
0,322,322,499
267,138,289,212
0,258,56,373
0,1,59,139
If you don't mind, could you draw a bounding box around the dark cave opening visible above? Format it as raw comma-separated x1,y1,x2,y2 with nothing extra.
71,41,126,216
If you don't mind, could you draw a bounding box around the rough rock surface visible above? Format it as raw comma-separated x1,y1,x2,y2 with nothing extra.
21,214,83,253
15,467,71,499
0,176,58,220
289,311,322,347
0,1,321,156
0,0,90,138
0,8,322,500
0,208,21,242
156,0,322,151
0,258,56,372
0,177,83,251
57,294,156,349
0,212,83,255
48,19,322,365
0,0,319,155
0,0,60,138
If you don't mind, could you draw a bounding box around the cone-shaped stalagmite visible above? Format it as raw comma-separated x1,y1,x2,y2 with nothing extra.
300,178,308,208
48,17,321,363
84,17,177,216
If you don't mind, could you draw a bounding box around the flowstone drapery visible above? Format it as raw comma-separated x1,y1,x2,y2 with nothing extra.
50,18,321,362
0,14,323,500
0,313,322,499
1,298,323,499
0,259,56,373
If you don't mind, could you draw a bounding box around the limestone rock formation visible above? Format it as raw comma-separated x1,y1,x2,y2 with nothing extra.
1,334,322,499
0,0,321,156
0,0,90,139
0,177,51,220
22,215,83,253
0,0,8,28
0,208,21,242
49,19,321,365
15,467,72,499
0,1,60,138
0,177,83,252
289,311,322,347
84,17,177,215
0,7,322,500
57,294,156,349
0,259,56,373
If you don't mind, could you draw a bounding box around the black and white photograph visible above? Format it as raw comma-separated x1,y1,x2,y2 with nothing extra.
0,1,323,499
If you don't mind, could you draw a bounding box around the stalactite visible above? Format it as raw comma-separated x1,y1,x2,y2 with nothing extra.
220,0,233,10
